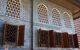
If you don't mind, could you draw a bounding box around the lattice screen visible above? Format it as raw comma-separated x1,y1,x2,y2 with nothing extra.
38,4,48,24
52,8,61,26
6,0,20,18
63,12,72,28
4,24,17,43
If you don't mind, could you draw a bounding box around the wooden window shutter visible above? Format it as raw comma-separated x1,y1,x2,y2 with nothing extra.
73,34,79,48
61,32,69,48
17,25,25,46
68,34,74,48
55,32,62,47
37,29,50,47
4,23,25,47
49,30,55,47
4,23,18,46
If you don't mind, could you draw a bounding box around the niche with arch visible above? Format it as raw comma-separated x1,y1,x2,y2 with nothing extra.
52,8,61,26
63,12,72,28
37,4,48,24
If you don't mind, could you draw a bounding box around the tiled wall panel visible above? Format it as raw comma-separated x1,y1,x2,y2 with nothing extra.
33,0,76,50
0,0,7,16
0,0,31,49
20,0,31,22
74,18,80,48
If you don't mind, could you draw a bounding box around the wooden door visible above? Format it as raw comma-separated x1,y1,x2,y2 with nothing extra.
49,30,55,47
62,32,69,48
17,25,25,46
73,34,79,48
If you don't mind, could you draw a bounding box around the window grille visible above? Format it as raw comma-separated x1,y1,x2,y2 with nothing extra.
38,4,48,24
52,8,61,26
6,0,20,18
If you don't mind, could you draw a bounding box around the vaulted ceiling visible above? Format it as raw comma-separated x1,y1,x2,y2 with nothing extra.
49,0,80,19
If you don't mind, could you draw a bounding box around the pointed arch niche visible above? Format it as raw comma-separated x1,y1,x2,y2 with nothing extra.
52,8,61,26
63,12,72,28
37,4,48,24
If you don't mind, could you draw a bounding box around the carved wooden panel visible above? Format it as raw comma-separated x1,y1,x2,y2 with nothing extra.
55,32,62,47
37,29,79,48
4,23,17,44
6,0,20,18
68,34,74,48
38,4,48,24
73,34,79,48
62,32,69,48
37,29,50,47
49,30,55,47
17,25,25,46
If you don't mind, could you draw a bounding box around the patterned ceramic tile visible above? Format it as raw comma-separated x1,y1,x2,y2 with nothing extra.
74,18,80,48
0,0,7,15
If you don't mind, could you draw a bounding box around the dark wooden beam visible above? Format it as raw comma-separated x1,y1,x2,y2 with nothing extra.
49,0,73,11
73,10,80,15
67,0,80,8
74,16,80,20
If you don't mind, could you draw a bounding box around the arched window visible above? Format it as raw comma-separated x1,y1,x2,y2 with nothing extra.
6,0,20,18
52,8,61,26
63,12,72,28
38,4,48,24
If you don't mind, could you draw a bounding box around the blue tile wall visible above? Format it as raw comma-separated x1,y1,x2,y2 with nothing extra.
33,0,76,49
0,0,31,49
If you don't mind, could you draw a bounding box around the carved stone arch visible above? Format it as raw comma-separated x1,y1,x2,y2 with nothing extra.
52,8,61,26
37,3,48,24
63,12,72,28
